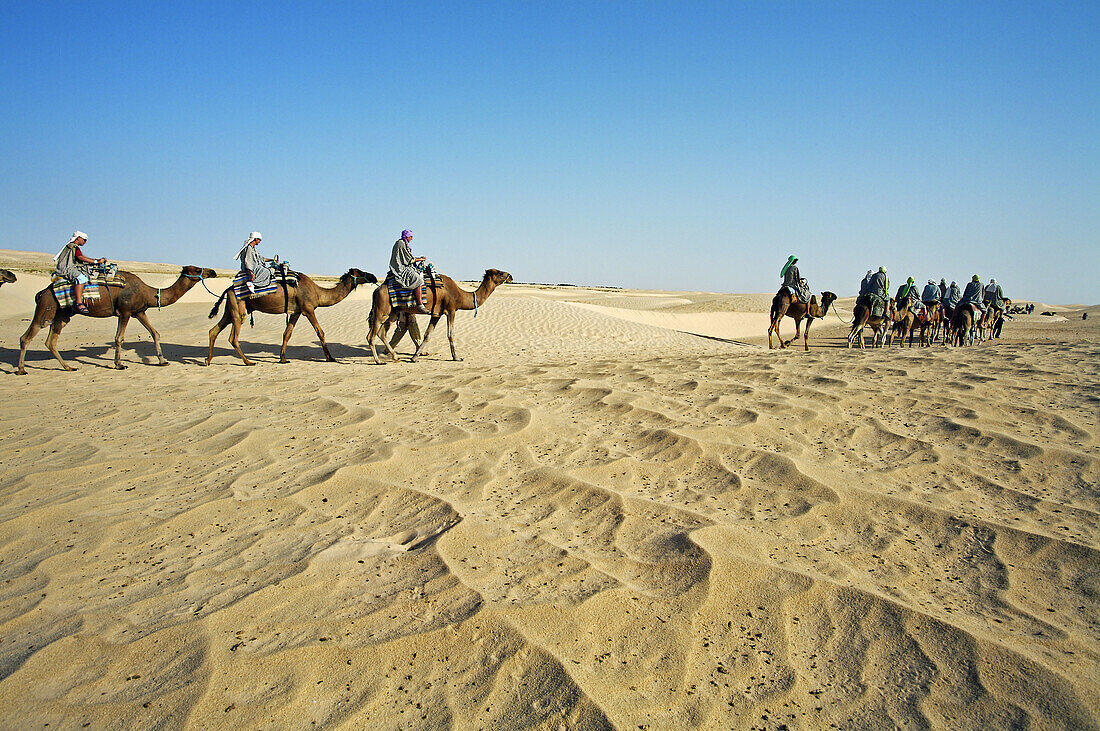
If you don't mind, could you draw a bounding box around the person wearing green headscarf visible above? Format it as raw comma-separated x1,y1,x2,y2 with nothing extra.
961,275,985,307
780,255,811,303
896,276,926,314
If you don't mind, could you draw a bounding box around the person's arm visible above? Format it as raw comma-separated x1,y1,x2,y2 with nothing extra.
75,250,106,265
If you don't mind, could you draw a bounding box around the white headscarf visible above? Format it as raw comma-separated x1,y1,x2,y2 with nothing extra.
235,232,263,259
56,231,88,260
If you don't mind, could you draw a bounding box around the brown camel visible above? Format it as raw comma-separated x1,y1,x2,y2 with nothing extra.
952,303,985,346
886,295,923,347
206,268,377,365
847,296,893,349
767,290,838,351
16,266,218,375
367,269,512,363
0,269,16,287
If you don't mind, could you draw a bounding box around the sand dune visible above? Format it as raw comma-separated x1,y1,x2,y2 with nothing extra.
0,255,1097,728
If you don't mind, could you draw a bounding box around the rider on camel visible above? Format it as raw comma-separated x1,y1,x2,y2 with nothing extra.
236,232,274,293
54,231,106,315
389,229,431,314
922,279,941,307
780,255,811,304
961,275,985,309
896,276,925,314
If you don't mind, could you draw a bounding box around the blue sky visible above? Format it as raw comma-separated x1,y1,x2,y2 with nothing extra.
1,1,1096,302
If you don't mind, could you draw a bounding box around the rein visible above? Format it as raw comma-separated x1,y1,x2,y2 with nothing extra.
184,271,219,297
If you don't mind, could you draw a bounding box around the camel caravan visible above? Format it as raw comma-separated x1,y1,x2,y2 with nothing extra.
14,230,512,374
13,236,1012,373
770,256,1011,350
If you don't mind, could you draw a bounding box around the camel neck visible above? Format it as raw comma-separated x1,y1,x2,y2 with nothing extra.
317,276,355,308
154,275,197,306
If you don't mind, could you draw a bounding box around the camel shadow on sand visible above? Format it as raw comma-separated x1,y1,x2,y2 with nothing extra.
0,339,400,374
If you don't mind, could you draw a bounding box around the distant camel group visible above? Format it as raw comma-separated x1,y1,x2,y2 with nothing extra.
12,265,512,374
848,294,1010,349
767,283,1012,351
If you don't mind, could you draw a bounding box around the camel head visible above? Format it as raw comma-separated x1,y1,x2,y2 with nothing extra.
484,269,513,285
344,268,379,287
821,291,837,313
0,269,16,285
182,266,218,280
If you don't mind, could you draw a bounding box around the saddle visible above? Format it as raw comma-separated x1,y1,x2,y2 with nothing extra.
780,283,813,306
50,273,127,309
231,266,300,300
385,269,444,309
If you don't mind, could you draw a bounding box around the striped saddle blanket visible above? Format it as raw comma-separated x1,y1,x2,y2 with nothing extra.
232,268,299,300
51,275,126,309
385,272,443,309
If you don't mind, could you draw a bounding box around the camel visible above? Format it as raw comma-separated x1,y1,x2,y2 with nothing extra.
848,296,893,349
767,290,838,351
952,304,985,346
367,269,513,363
206,268,377,365
886,295,921,347
0,269,16,287
915,301,940,347
16,266,218,375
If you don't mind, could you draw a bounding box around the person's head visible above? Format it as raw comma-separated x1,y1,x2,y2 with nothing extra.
928,279,935,285
972,274,980,282
940,278,946,284
879,266,887,274
907,276,914,285
402,229,413,242
990,278,996,284
69,231,87,246
247,232,262,247
866,270,872,276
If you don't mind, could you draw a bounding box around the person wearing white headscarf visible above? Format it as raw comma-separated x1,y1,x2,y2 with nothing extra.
54,231,105,314
236,232,273,291
985,277,1005,310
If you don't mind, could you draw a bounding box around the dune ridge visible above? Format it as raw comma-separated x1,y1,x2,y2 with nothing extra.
0,260,1097,728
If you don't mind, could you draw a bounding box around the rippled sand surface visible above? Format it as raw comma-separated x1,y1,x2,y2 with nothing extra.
0,256,1097,729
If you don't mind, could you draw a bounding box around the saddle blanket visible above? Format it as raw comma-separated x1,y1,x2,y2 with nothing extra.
387,281,430,309
232,268,299,300
386,272,444,309
51,275,126,309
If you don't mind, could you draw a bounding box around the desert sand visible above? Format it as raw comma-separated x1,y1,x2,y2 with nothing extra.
0,249,1097,729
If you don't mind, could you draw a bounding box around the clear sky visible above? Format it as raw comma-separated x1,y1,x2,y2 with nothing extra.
1,1,1096,302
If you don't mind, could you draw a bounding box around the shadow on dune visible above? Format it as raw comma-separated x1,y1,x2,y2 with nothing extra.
0,338,392,373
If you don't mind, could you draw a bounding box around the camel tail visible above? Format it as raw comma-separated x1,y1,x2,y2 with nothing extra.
208,287,230,319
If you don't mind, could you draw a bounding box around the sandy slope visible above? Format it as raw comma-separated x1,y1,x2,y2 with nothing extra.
0,256,1097,729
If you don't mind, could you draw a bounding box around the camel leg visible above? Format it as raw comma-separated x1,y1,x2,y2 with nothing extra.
445,311,462,362
303,309,335,362
368,312,399,364
226,305,254,365
411,315,442,362
45,317,75,371
206,303,235,365
279,312,302,363
112,314,131,369
16,317,48,375
133,311,168,365
768,318,778,349
803,318,812,351
789,318,802,348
